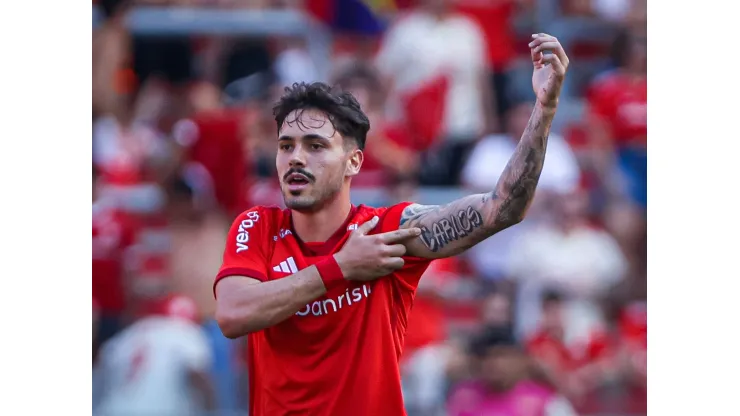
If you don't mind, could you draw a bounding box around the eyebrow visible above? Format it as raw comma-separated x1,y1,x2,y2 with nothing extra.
277,134,331,142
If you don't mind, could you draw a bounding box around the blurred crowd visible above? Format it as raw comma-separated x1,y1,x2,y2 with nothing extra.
92,0,647,415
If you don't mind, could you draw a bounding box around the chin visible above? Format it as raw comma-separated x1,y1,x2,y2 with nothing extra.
284,195,320,212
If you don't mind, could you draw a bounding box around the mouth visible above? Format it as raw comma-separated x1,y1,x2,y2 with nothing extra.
285,173,311,192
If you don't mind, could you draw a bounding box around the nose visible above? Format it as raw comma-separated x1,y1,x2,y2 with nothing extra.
289,144,307,168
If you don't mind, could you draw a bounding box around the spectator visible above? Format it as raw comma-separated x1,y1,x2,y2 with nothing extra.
165,168,223,318
375,0,492,185
455,0,530,119
572,298,647,414
480,290,514,331
178,105,251,216
525,290,586,401
333,62,420,186
164,170,244,412
447,327,577,416
585,29,647,207
93,295,216,416
507,188,628,343
585,28,647,281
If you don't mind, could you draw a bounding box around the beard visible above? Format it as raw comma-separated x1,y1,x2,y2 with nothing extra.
282,178,343,213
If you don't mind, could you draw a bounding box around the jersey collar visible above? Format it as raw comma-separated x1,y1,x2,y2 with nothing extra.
289,205,359,257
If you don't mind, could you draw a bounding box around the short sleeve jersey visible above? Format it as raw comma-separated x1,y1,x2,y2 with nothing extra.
215,203,432,416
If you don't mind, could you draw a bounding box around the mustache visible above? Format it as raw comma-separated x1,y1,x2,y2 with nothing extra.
283,168,316,183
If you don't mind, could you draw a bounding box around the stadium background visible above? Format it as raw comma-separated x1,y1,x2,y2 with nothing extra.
91,0,647,414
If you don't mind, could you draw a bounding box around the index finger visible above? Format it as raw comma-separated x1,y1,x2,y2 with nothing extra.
376,227,422,244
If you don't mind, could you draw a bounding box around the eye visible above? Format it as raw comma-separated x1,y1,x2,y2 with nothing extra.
279,144,293,151
310,143,323,151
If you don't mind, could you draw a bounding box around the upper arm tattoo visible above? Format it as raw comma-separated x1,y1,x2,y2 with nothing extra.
399,104,555,259
399,195,490,257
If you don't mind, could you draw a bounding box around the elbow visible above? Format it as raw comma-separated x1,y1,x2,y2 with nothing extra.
215,308,241,339
489,213,525,234
215,303,260,339
509,213,526,227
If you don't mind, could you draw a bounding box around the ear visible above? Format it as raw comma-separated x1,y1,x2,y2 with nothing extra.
345,148,364,178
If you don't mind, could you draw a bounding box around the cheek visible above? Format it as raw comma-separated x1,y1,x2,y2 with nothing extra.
276,154,289,171
315,158,343,181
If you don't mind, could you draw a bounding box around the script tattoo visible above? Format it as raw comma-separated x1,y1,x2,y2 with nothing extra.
400,199,489,254
418,206,483,252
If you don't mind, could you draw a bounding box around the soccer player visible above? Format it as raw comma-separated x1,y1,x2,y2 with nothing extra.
214,34,570,416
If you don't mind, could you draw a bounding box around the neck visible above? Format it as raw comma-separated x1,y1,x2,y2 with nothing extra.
291,191,352,243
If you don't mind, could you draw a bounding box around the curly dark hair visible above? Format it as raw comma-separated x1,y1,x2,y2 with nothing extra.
272,82,371,150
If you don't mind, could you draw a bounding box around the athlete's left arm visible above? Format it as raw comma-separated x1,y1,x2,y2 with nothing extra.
399,33,569,260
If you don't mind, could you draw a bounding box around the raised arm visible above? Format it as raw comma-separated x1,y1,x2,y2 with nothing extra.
399,34,569,259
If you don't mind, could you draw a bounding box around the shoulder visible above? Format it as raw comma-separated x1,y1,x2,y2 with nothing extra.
232,205,284,228
236,205,283,218
353,203,418,232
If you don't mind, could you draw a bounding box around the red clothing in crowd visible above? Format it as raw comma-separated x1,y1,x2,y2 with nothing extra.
586,71,647,147
456,0,519,70
188,110,249,215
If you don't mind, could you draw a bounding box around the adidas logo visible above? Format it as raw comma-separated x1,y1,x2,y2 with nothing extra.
273,257,299,274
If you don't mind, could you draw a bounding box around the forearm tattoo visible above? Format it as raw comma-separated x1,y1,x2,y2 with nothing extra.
492,104,552,227
399,104,554,258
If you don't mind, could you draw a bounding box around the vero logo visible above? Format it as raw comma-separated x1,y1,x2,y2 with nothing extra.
273,257,299,274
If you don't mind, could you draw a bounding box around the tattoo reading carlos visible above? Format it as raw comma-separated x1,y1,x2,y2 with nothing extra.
400,204,484,252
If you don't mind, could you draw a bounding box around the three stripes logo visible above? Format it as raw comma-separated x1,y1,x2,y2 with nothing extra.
273,257,299,274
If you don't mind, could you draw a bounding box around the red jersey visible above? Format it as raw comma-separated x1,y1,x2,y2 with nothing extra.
586,70,647,147
189,110,249,215
215,203,432,416
456,0,518,70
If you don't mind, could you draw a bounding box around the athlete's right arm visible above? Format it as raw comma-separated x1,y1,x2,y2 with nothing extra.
214,212,421,338
214,208,328,338
215,270,327,338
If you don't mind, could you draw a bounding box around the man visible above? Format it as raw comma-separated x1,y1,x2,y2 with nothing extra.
214,33,570,416
375,0,493,186
447,327,577,416
93,294,216,416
